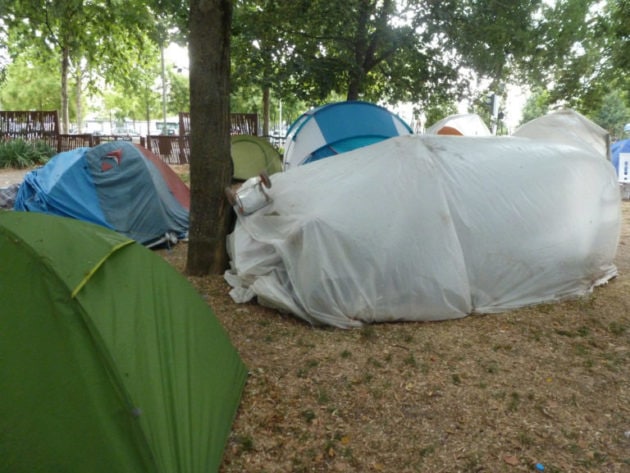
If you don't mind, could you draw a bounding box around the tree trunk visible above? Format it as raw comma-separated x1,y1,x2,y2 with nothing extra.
60,45,70,134
186,0,233,276
262,85,270,137
144,85,151,138
346,79,361,101
75,71,83,133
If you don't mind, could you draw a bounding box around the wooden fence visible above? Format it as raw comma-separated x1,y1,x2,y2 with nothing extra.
1,111,59,141
144,112,260,164
1,110,260,165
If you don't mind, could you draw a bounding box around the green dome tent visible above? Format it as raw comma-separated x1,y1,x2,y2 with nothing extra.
0,211,247,473
231,135,282,181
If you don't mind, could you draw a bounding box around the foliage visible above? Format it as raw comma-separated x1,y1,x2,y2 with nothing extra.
233,0,463,107
0,139,55,169
166,68,190,114
592,90,630,139
517,0,628,118
232,0,583,114
0,52,63,112
2,0,628,133
424,103,458,129
607,0,630,74
426,0,543,85
0,0,160,131
99,44,164,128
520,88,552,125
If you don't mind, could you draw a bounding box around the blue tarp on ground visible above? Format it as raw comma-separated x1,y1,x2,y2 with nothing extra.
14,141,190,246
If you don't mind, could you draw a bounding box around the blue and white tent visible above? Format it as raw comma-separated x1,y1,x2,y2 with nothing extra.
282,101,413,170
612,139,630,183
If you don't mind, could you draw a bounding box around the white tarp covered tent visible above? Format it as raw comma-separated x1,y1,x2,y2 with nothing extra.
225,112,621,328
513,108,611,161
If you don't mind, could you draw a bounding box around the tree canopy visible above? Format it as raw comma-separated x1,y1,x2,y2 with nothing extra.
2,0,628,131
0,0,162,131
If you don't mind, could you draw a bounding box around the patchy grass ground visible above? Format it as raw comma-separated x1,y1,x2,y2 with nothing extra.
158,177,630,473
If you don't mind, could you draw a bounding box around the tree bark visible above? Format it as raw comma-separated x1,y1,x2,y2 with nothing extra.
262,85,270,137
75,71,82,133
60,45,70,134
186,0,234,276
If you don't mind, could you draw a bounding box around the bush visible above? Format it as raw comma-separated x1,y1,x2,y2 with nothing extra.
0,139,55,169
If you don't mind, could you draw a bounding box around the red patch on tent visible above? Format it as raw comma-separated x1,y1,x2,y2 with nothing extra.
437,126,463,136
135,144,190,210
100,149,124,172
107,149,123,163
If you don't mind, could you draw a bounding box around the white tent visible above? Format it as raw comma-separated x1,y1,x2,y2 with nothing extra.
425,113,491,136
225,112,620,328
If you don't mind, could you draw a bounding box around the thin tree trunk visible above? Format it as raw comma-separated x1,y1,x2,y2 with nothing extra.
262,86,270,137
186,0,233,275
60,45,70,134
75,71,83,133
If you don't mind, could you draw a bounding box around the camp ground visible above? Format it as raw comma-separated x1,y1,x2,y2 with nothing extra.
13,141,190,247
225,109,621,328
0,211,247,473
282,100,413,170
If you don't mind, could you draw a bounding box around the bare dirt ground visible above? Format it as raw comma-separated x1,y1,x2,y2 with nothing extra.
4,166,629,472
158,189,630,472
0,168,30,187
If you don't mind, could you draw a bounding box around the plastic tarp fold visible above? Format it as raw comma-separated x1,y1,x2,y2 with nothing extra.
225,133,620,328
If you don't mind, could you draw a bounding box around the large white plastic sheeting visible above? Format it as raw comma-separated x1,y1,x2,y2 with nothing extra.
225,133,621,329
514,108,611,161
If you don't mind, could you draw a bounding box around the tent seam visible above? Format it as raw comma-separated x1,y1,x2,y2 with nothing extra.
71,239,136,298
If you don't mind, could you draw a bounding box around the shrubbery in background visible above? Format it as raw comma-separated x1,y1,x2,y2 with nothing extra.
0,139,55,168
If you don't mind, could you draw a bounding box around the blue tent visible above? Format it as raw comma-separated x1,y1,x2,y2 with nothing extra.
612,139,630,182
282,101,413,170
14,141,190,247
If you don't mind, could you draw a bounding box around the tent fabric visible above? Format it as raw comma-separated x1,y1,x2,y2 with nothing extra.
13,141,189,247
282,101,413,170
611,139,630,182
225,131,620,329
425,113,491,136
231,135,282,180
0,211,247,473
513,108,611,161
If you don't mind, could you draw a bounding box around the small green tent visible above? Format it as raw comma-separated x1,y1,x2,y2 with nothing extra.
231,135,283,180
0,211,247,473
